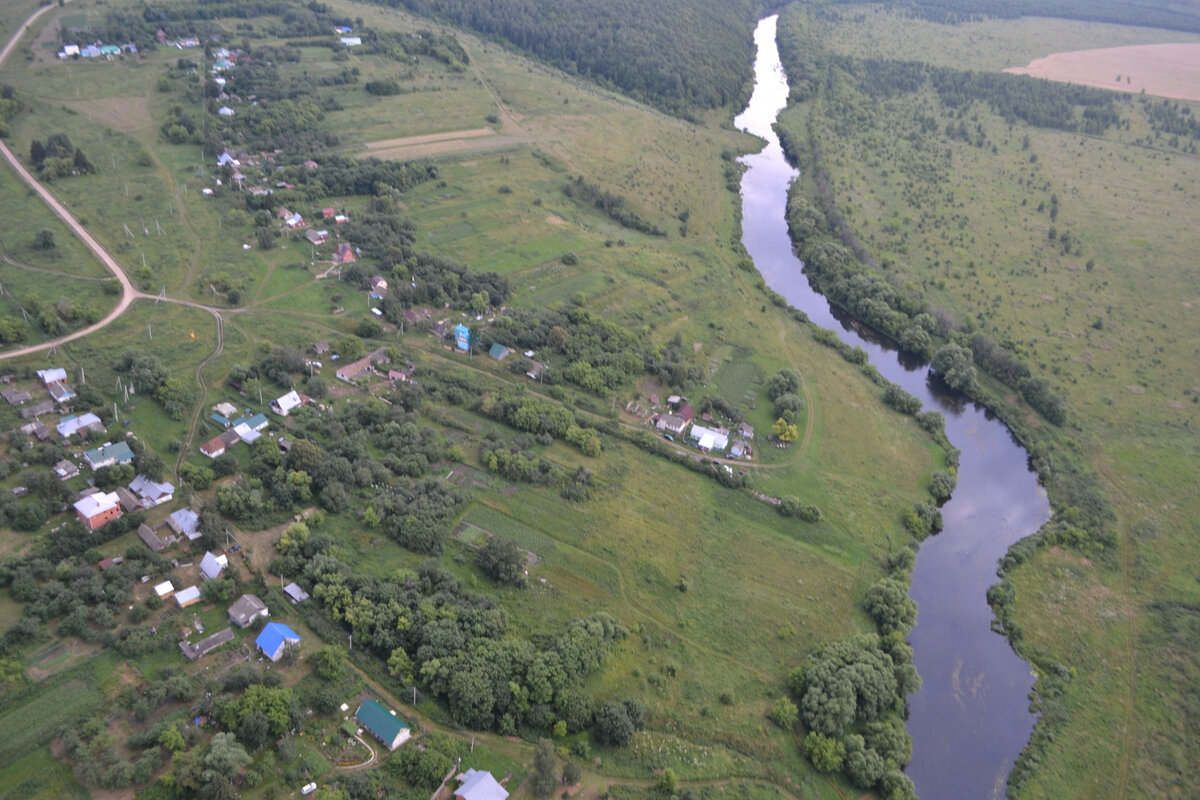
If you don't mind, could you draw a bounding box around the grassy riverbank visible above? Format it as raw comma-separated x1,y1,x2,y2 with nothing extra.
778,3,1200,796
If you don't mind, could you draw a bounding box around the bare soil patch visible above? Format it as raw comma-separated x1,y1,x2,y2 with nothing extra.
1005,43,1200,102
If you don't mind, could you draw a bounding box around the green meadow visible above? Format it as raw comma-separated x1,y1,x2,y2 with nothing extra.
781,4,1200,797
0,1,955,797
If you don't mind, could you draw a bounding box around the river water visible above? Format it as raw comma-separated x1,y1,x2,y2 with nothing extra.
735,16,1051,800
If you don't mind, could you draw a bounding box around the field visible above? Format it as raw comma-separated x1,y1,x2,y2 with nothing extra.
0,0,954,798
1005,43,1200,101
783,4,1200,797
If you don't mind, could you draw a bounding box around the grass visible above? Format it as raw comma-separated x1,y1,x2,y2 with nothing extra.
0,677,101,764
782,5,1200,797
0,1,953,797
0,746,89,800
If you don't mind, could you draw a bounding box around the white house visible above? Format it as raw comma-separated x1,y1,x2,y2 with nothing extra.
199,551,228,580
270,390,302,416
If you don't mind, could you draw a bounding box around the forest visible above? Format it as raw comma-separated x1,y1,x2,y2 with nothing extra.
371,0,758,115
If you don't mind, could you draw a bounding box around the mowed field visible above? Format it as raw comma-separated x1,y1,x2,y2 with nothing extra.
1006,43,1200,102
791,5,1200,798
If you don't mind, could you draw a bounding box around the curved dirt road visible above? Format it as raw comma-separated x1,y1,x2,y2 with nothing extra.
0,0,140,361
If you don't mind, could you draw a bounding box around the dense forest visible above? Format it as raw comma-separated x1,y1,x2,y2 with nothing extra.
847,0,1200,34
370,0,759,114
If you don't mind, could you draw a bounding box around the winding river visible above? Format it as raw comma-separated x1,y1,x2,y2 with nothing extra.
735,16,1051,800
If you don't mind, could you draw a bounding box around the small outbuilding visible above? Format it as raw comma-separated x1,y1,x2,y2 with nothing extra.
454,768,508,800
175,586,202,608
199,551,228,580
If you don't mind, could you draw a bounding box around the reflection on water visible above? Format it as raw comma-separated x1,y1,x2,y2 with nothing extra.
736,15,1051,800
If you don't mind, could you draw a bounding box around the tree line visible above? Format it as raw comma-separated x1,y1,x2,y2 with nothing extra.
369,0,756,115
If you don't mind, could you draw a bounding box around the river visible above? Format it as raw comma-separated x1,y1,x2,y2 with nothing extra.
735,16,1051,800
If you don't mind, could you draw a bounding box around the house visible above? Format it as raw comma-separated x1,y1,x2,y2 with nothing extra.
153,580,175,600
217,151,238,168
230,412,269,433
322,207,335,219
179,37,200,48
339,36,362,47
735,421,755,440
656,414,688,436
200,551,229,580
313,341,331,355
62,44,80,57
129,474,175,507
454,324,471,351
73,491,122,531
47,380,76,403
234,423,261,444
228,594,268,628
270,390,303,417
304,160,320,169
180,627,234,661
56,412,104,439
20,400,55,419
285,212,306,230
305,228,329,245
165,509,200,542
175,585,202,608
218,106,234,117
37,368,67,386
20,420,51,441
334,214,348,224
368,276,388,296
729,440,749,459
53,460,80,480
84,441,134,470
283,582,310,603
80,44,102,58
335,357,375,383
138,523,168,552
354,699,411,750
388,369,413,384
454,769,508,800
255,622,301,661
202,428,243,458
1,388,31,405
100,44,121,57
333,243,356,264
488,343,511,361
678,405,695,423
690,424,730,453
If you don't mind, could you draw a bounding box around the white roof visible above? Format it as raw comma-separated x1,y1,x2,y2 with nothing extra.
130,474,174,500
457,769,508,800
154,580,175,597
38,368,67,385
200,551,226,580
234,423,260,443
57,412,102,438
175,586,201,606
691,424,730,452
272,390,302,414
74,491,119,518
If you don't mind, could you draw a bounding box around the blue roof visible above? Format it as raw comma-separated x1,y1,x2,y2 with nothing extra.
255,622,300,658
210,413,230,427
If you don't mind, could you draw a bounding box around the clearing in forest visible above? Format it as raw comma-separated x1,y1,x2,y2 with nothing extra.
1005,43,1200,101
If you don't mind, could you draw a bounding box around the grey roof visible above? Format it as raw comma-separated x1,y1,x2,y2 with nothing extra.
179,627,235,661
228,594,268,627
138,523,167,552
283,582,309,603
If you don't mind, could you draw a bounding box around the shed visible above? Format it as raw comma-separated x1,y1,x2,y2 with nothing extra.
180,627,234,661
138,523,167,552
153,580,176,600
175,585,202,608
488,343,511,360
355,699,411,750
283,582,310,603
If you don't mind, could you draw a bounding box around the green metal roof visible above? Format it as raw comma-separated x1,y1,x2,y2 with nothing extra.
355,699,408,742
